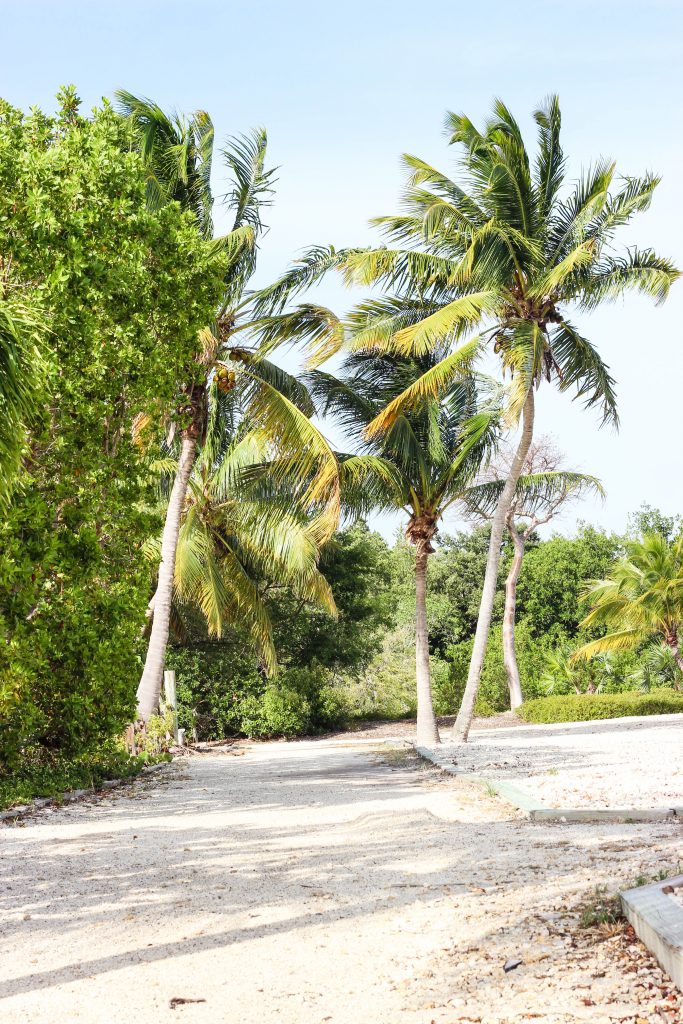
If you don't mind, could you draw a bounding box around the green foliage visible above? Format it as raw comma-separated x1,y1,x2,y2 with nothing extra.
515,526,622,639
269,521,395,673
516,688,683,724
0,742,165,810
169,523,393,738
576,533,683,663
443,622,550,715
0,91,223,768
628,503,682,543
138,708,176,755
171,643,350,739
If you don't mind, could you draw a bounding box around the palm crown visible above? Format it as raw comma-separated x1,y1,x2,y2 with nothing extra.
152,419,336,675
576,533,683,672
308,354,501,546
257,96,678,431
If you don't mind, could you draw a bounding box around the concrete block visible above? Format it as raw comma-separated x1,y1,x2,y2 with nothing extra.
531,807,676,823
621,874,683,988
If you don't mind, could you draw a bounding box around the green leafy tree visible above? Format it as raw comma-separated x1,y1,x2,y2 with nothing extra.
258,96,678,741
0,89,223,766
516,526,622,638
628,504,682,542
575,533,683,684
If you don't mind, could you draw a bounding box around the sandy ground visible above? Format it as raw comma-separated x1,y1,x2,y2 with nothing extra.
434,715,683,810
1,741,682,1024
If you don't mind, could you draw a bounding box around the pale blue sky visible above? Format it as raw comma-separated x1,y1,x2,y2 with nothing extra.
3,0,682,539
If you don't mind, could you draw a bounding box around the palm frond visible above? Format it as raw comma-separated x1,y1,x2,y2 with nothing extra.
533,95,565,221
577,248,679,310
250,304,345,367
461,470,604,519
550,320,618,426
382,293,499,356
365,335,484,436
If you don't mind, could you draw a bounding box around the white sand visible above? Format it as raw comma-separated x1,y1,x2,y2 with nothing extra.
1,741,682,1023
437,714,683,810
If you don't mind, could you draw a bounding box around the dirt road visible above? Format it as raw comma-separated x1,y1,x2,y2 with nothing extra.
1,741,681,1023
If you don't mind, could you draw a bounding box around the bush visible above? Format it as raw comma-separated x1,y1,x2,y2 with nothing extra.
0,742,167,810
170,645,350,740
516,687,683,724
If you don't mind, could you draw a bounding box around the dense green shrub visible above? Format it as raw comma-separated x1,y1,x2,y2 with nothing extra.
0,91,222,768
0,742,168,810
170,644,350,739
516,687,683,724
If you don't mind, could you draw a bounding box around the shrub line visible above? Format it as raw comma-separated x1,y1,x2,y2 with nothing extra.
0,760,172,825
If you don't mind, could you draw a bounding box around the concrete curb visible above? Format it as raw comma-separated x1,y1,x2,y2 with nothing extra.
414,745,683,824
0,760,172,825
621,874,683,988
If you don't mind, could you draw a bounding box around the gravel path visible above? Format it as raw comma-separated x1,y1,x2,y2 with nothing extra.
434,714,683,810
1,741,682,1023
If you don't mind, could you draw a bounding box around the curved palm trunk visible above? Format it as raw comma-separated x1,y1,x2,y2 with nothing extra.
503,517,525,709
136,432,197,720
415,541,441,747
452,388,535,742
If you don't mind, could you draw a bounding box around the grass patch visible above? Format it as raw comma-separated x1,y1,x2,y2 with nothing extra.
579,884,622,928
516,687,683,724
0,743,171,810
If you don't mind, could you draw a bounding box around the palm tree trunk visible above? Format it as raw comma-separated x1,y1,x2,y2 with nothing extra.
415,542,440,747
451,388,535,742
665,636,683,690
136,432,197,720
503,518,525,710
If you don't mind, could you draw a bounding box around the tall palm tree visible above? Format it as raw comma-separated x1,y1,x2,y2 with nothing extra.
462,455,604,707
574,533,683,683
120,94,340,720
308,352,500,745
254,96,679,740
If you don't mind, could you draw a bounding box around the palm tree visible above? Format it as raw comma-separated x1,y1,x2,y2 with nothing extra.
574,533,683,685
255,96,679,740
148,422,336,673
120,94,340,720
462,439,604,707
308,352,500,745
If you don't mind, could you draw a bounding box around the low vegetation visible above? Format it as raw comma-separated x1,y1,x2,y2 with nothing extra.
516,688,683,724
0,744,169,811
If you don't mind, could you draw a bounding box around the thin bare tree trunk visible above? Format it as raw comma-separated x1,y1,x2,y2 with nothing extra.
452,388,535,742
503,517,525,709
415,542,441,747
136,432,197,720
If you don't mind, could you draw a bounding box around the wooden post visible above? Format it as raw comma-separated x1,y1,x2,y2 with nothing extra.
163,669,178,742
